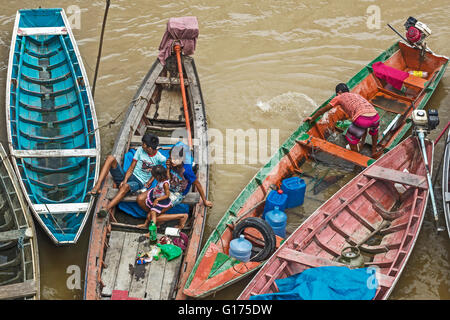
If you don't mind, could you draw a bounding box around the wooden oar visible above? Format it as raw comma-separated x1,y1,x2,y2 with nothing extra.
174,44,193,149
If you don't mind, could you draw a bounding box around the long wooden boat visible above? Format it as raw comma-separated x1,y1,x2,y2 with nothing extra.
0,143,40,300
83,39,209,299
183,41,448,298
238,136,433,300
6,8,100,245
443,127,450,238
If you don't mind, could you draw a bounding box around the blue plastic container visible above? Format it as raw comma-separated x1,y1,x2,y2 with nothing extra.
265,206,287,238
281,176,306,208
229,235,252,262
263,189,287,219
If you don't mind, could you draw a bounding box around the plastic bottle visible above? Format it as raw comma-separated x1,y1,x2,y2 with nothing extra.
264,206,287,238
149,221,157,245
408,70,428,78
229,235,252,262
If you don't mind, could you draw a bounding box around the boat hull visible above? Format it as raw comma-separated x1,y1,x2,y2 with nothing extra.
83,54,209,300
238,136,433,300
6,8,100,245
0,143,40,300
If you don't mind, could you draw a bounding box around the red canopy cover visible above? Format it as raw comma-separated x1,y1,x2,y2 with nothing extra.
158,16,199,65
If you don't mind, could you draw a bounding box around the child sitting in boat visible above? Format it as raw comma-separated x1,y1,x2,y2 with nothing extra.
137,165,171,233
88,133,166,222
304,83,380,157
136,142,213,229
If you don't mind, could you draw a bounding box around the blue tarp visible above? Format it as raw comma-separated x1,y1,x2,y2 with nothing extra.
117,147,190,218
250,266,377,300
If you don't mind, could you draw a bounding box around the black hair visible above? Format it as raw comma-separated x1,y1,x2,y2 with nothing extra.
335,83,349,94
142,133,159,149
151,165,168,181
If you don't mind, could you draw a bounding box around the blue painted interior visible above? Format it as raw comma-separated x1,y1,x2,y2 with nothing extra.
9,9,97,243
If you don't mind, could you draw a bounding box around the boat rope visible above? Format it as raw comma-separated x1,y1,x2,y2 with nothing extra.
85,96,149,137
17,233,24,250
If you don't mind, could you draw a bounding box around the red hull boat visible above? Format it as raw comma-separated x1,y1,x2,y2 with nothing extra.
238,136,433,300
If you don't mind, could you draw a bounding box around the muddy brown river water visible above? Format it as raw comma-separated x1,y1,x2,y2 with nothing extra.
0,0,448,299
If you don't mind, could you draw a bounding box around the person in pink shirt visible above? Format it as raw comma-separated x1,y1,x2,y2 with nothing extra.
304,83,380,156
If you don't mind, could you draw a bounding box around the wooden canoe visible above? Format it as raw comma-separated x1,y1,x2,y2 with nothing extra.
6,8,101,245
0,143,40,300
83,48,209,299
183,41,448,298
238,136,433,300
442,127,450,238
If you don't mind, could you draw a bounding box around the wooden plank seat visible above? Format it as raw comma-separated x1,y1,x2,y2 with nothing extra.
106,189,200,205
12,148,97,158
363,165,428,189
130,135,200,147
33,202,90,215
403,74,427,90
18,26,68,36
0,228,33,242
156,76,190,86
296,135,374,168
0,280,37,300
277,248,395,288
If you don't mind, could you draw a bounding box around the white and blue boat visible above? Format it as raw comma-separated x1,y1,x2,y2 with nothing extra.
6,8,100,245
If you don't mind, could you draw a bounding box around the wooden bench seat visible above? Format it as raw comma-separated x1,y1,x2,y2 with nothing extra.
130,135,199,147
0,280,37,299
363,165,428,189
296,135,374,168
106,189,200,205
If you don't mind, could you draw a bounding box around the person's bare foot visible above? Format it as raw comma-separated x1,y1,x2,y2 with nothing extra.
136,223,148,229
142,232,149,238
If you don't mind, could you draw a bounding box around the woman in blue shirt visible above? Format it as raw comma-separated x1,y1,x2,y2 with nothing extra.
136,143,212,228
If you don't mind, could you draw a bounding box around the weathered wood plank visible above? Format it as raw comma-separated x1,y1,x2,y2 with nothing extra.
114,232,141,292
12,148,97,158
156,76,190,86
160,257,183,300
364,165,428,189
106,189,200,205
0,228,32,242
131,135,200,147
0,280,36,299
101,231,126,297
128,236,152,299
144,249,167,300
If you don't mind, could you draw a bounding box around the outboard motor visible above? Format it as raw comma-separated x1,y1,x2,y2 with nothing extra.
404,17,431,48
411,109,445,232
